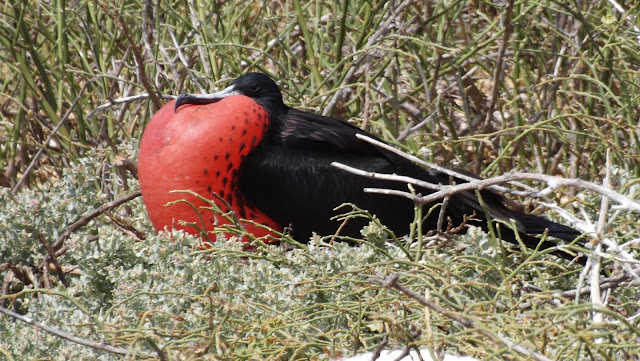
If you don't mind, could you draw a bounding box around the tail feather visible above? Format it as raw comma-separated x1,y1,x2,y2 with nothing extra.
512,212,582,241
390,158,586,263
503,211,584,263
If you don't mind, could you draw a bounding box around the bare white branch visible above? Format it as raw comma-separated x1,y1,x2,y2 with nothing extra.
334,134,640,213
591,149,612,325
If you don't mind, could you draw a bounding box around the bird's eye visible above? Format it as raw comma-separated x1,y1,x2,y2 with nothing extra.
249,84,260,93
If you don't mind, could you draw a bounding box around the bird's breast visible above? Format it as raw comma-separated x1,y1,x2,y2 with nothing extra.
138,96,281,240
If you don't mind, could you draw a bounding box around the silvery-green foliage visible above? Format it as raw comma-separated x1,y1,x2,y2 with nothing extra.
0,155,414,359
2,150,637,360
0,157,104,265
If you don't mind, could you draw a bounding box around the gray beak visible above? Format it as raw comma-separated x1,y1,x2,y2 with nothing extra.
174,85,241,112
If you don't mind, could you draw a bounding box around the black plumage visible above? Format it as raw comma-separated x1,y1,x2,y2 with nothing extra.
174,72,583,261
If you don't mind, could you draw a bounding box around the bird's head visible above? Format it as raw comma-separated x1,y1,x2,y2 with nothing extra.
174,72,285,114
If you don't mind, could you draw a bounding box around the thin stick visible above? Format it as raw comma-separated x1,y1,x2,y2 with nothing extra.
52,191,141,250
591,149,611,324
0,306,157,358
87,93,175,119
12,82,92,194
335,135,640,212
37,233,68,287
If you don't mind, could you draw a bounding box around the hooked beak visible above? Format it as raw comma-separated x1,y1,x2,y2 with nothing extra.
174,85,241,112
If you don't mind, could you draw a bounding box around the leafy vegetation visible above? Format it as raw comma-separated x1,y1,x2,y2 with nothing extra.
1,0,639,360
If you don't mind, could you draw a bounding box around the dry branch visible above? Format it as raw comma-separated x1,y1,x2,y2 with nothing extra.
0,306,158,359
332,134,640,213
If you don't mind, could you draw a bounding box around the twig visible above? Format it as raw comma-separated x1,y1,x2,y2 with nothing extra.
87,93,175,119
0,306,157,358
37,233,68,287
371,335,389,361
334,160,640,218
334,135,640,212
591,149,611,324
52,191,142,250
396,109,438,142
371,274,553,361
354,134,558,197
331,162,445,193
392,346,410,361
484,0,514,129
12,81,93,194
96,3,161,110
520,273,638,310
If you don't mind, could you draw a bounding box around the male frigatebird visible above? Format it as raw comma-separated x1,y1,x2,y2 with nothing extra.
138,72,582,261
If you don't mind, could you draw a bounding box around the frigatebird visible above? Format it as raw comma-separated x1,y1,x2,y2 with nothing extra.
138,72,582,261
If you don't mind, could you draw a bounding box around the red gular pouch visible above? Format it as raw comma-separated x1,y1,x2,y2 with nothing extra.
138,96,283,244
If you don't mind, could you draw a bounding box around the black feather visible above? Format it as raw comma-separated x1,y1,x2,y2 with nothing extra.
179,73,585,262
